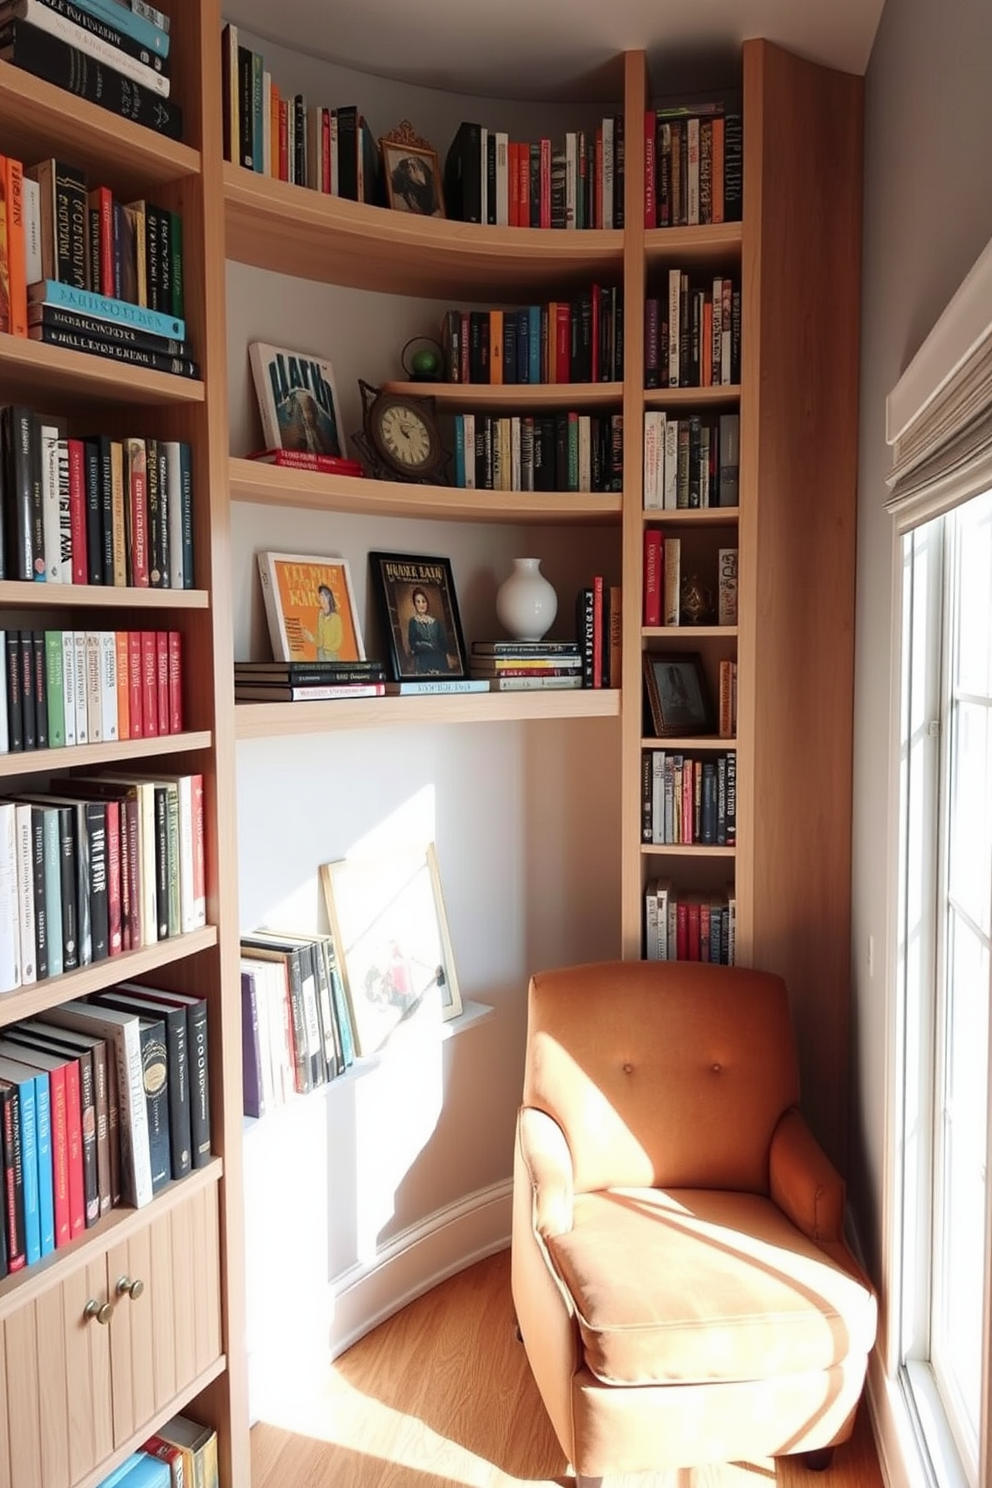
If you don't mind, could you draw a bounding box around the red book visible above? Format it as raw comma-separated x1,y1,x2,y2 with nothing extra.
459,312,470,384
247,448,365,476
321,108,331,193
0,1085,24,1269
590,284,601,383
119,796,131,952
67,438,88,584
539,137,552,228
155,631,169,736
88,184,114,297
168,630,182,733
141,630,158,737
190,773,205,928
643,529,662,626
644,110,657,228
508,141,520,226
517,145,530,228
104,798,122,957
555,303,571,384
115,630,130,740
128,630,143,739
591,575,604,690
676,899,689,960
687,898,702,961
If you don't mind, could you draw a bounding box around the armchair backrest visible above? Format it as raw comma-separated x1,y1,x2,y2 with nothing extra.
523,961,801,1195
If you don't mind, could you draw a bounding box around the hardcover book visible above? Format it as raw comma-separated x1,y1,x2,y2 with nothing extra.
248,342,344,459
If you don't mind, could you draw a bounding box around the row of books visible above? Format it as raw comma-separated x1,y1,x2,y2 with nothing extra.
1,410,195,587
222,26,378,201
641,749,737,846
646,272,741,389
643,103,744,229
643,411,740,510
444,116,626,229
1,627,185,754
440,292,624,386
643,880,737,964
468,640,584,691
99,1414,218,1488
452,412,624,495
241,929,357,1117
234,658,387,705
576,583,621,689
0,984,212,1276
0,770,206,993
0,0,182,139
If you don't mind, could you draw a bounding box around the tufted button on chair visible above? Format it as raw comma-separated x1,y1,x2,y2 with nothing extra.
511,961,877,1483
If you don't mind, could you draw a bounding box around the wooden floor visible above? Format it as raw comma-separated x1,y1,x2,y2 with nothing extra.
250,1249,884,1488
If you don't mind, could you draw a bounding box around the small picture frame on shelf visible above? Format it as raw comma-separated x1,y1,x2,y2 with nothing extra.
248,342,345,458
368,550,467,679
380,122,445,217
643,651,713,737
257,550,365,663
320,842,463,1056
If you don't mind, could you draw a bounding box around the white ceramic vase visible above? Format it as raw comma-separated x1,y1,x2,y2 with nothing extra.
496,557,558,642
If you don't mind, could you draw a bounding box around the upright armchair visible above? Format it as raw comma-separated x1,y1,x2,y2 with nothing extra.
511,961,876,1481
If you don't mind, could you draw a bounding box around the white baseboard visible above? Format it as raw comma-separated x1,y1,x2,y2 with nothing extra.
329,1179,513,1358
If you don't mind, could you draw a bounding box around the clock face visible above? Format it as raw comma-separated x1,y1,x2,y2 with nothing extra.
376,400,436,470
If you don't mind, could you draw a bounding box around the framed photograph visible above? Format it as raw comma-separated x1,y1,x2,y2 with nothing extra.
368,550,467,680
643,651,714,737
380,121,445,218
320,843,463,1056
257,550,366,663
248,341,344,457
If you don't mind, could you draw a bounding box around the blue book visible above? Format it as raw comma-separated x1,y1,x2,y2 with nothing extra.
516,307,530,383
28,281,186,343
97,1452,170,1487
0,1061,42,1265
453,416,465,487
527,304,541,384
66,0,169,56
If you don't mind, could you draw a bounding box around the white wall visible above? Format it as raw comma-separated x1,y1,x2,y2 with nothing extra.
852,0,992,1442
227,34,624,1396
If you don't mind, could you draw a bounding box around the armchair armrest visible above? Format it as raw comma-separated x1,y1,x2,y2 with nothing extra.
769,1107,845,1242
517,1105,574,1240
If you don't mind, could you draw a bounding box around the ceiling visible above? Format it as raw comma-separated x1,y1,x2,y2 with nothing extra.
224,0,886,101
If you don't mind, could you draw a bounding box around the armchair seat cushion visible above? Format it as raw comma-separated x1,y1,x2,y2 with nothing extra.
546,1187,877,1388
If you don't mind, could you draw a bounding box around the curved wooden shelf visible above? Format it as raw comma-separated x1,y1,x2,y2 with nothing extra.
383,380,624,409
641,506,740,525
223,163,624,297
0,729,213,781
229,456,621,524
644,221,743,267
0,581,209,609
0,60,200,197
234,688,620,739
0,924,218,1028
644,384,741,408
0,332,204,410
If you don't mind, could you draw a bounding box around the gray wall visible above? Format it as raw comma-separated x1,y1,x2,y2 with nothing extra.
853,0,992,1287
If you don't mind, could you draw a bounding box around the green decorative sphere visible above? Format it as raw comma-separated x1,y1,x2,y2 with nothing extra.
410,346,442,378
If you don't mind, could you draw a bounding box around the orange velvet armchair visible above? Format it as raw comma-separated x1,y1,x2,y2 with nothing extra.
511,961,877,1482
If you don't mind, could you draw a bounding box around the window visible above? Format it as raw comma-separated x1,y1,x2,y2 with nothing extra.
896,489,992,1488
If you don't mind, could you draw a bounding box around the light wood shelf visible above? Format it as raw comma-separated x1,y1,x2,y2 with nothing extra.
229,455,621,524
640,843,736,858
234,689,620,739
382,380,624,409
0,729,212,780
643,384,741,407
0,332,204,409
0,582,209,609
640,507,740,525
643,220,743,266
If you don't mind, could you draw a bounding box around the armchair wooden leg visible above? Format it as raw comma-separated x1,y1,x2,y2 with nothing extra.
803,1447,835,1471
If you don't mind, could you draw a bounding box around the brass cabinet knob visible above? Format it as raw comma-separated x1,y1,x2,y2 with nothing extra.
116,1275,145,1301
84,1298,113,1325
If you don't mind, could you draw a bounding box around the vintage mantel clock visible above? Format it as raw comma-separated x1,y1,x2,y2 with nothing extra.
353,379,448,484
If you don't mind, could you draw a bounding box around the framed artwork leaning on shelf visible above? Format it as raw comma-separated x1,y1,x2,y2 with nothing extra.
320,843,462,1056
643,650,714,737
368,550,467,679
257,550,365,663
380,121,445,217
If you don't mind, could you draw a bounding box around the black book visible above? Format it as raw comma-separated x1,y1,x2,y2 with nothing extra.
90,434,114,584
28,325,200,378
154,204,172,315
28,803,47,982
143,201,161,311
153,784,169,939
234,661,388,684
335,105,358,200
0,20,184,138
81,439,102,585
55,802,79,971
318,933,355,1069
293,93,306,187
127,987,209,1167
443,121,483,224
18,628,35,750
575,585,595,687
7,0,171,74
32,630,48,749
94,988,191,1180
84,799,109,962
5,631,23,751
485,131,497,225
178,440,193,588
2,405,36,581
132,1015,170,1193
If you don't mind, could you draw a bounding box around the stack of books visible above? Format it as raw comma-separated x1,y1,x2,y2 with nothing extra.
469,640,583,691
234,659,388,702
0,0,183,140
247,447,365,477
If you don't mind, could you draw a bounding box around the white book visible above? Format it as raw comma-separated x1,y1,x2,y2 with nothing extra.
0,802,20,990
644,877,659,961
56,437,72,582
164,441,185,589
73,631,88,744
643,410,664,508
495,131,509,226
61,630,76,747
85,630,103,744
14,801,36,984
23,173,41,286
664,418,679,509
663,536,681,626
652,750,666,846
39,422,62,583
565,131,577,229
602,116,615,228
42,1001,153,1209
99,630,119,742
147,770,204,933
